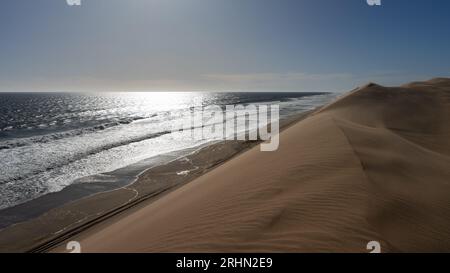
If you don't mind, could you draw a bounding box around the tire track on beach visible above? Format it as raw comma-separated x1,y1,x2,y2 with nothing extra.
27,186,176,253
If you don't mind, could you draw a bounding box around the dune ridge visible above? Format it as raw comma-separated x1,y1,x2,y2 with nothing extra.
55,78,450,252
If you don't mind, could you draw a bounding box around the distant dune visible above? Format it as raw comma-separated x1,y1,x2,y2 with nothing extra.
55,78,450,252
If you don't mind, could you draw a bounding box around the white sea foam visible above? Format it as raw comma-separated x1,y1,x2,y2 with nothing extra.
0,92,337,210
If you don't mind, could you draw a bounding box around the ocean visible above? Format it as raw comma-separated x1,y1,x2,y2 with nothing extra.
0,92,336,214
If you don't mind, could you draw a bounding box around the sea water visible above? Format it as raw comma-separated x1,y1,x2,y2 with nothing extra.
0,92,336,211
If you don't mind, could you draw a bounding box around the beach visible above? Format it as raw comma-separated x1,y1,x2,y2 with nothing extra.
2,0,450,259
1,79,450,253
39,78,450,253
0,110,310,252
0,92,335,252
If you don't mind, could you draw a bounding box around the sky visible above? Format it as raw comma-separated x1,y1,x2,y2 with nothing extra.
0,0,450,92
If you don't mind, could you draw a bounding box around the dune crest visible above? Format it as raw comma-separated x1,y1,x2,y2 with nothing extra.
56,78,450,253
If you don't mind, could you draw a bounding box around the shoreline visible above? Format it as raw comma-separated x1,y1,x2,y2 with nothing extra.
0,110,313,253
0,149,190,229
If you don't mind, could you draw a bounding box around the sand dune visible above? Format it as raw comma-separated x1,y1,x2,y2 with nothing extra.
55,78,450,252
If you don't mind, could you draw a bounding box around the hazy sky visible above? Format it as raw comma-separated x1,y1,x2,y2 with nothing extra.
1,0,450,92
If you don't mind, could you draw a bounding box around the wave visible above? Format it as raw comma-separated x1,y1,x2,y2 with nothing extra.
0,116,147,150
221,92,330,106
0,129,172,185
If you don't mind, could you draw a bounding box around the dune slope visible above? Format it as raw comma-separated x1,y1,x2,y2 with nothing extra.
57,79,450,252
